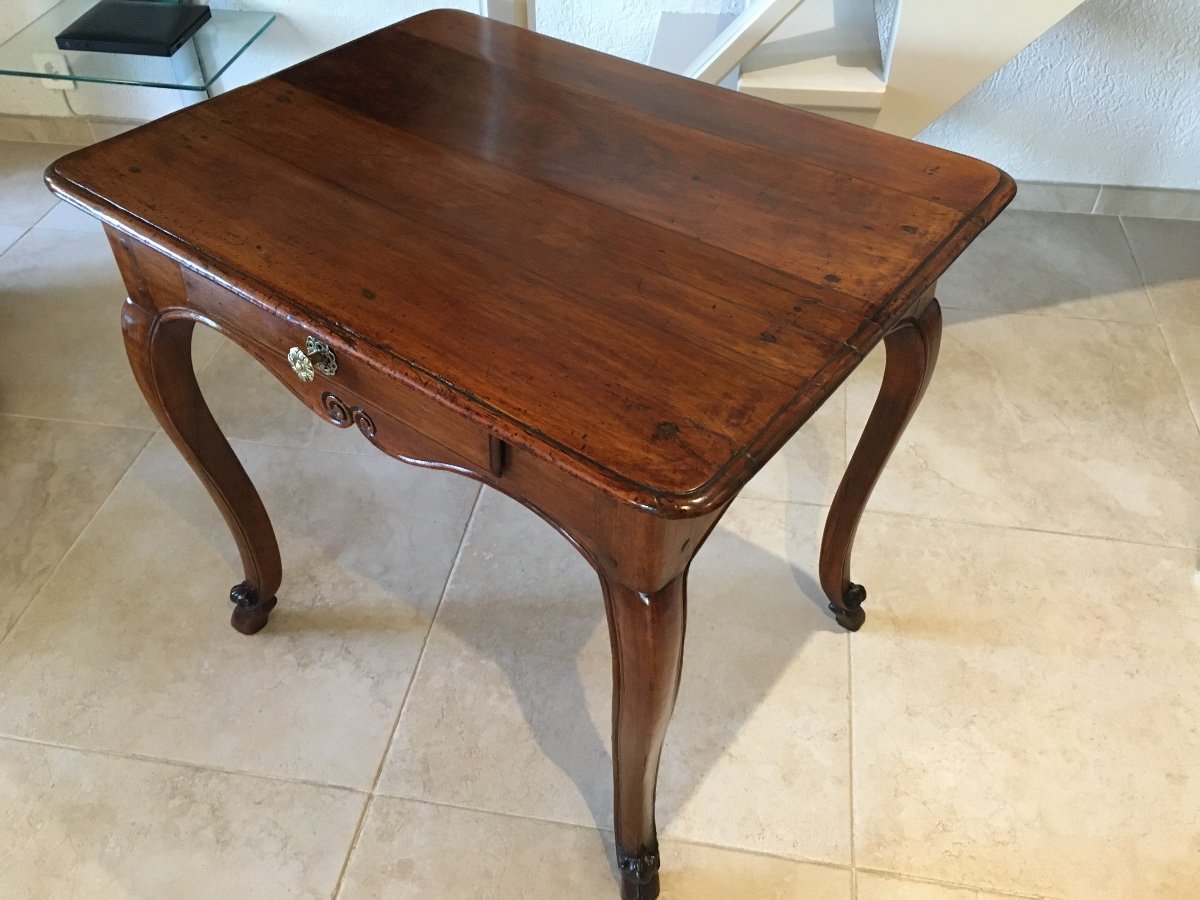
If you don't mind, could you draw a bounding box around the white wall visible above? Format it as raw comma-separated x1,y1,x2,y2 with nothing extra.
3,0,1196,190
0,0,740,121
872,0,898,77
541,0,1199,190
919,0,1200,190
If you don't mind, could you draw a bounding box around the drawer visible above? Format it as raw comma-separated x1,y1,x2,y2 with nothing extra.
181,268,496,475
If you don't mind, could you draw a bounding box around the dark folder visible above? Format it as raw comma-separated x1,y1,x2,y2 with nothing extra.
56,2,212,57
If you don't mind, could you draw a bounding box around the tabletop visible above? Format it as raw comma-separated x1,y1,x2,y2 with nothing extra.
46,10,1013,514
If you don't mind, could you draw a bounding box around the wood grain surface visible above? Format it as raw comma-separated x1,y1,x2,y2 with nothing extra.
46,10,1012,515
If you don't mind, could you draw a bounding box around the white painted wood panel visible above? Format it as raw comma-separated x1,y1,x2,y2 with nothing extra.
482,0,533,29
738,0,884,109
683,0,810,84
875,0,1087,137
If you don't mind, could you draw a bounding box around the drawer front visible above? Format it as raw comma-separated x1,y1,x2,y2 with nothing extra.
182,269,495,474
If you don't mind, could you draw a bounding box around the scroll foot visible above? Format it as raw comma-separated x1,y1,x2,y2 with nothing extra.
829,582,866,632
619,849,661,900
229,582,277,635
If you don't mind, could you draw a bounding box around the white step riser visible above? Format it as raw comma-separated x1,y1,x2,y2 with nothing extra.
791,107,881,127
661,0,1088,138
877,0,1088,137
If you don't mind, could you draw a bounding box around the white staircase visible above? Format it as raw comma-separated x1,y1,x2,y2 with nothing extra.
650,0,1088,138
737,0,886,127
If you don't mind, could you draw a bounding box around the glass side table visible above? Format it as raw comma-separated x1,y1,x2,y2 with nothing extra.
0,0,276,100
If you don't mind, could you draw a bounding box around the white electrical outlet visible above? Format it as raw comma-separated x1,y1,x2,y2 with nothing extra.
32,53,77,90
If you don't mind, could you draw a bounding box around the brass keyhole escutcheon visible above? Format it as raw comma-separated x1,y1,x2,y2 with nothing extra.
287,336,337,382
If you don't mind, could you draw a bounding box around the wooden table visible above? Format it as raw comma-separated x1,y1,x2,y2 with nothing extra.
46,11,1013,898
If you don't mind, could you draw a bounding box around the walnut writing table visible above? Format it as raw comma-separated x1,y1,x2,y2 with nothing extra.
46,11,1013,898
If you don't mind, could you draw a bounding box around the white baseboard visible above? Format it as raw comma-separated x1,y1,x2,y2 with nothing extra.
1012,180,1200,221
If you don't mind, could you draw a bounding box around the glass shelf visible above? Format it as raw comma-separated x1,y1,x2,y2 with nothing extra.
0,0,276,92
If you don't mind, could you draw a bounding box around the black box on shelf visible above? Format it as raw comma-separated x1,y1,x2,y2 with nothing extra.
55,1,212,57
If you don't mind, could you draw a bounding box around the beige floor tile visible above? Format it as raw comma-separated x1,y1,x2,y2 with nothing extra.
0,434,479,788
380,490,851,863
658,841,849,900
936,211,1155,322
0,115,94,145
741,385,845,505
0,737,363,899
0,227,220,428
850,513,1200,899
856,871,1042,899
0,224,148,427
197,337,373,454
0,415,150,636
339,797,851,900
1121,217,1200,326
845,309,1200,547
34,199,99,232
1162,324,1200,426
0,141,75,228
0,223,24,254
90,118,146,142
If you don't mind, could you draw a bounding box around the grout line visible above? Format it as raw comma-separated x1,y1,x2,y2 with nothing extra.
847,624,857,899
366,791,626,838
737,494,1198,555
0,428,154,648
0,220,37,260
0,729,1050,899
842,382,850,466
652,832,850,875
192,329,233,376
855,866,1057,899
1116,215,1162,326
224,433,385,459
843,372,857,898
0,731,367,795
936,300,1159,327
33,224,95,233
0,410,157,433
343,787,857,877
27,201,62,230
329,483,485,900
1156,323,1200,442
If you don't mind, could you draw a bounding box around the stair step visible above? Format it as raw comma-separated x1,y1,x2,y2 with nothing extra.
739,0,885,109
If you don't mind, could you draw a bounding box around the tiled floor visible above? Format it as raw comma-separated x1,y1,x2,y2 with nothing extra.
1,138,1197,899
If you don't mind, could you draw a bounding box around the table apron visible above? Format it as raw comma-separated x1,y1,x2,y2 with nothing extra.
110,230,724,594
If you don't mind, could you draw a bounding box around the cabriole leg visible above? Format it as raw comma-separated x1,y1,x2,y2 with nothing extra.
599,572,687,900
121,300,282,634
820,297,943,631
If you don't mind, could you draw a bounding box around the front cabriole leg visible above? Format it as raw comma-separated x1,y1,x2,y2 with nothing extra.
114,230,281,635
599,571,687,900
